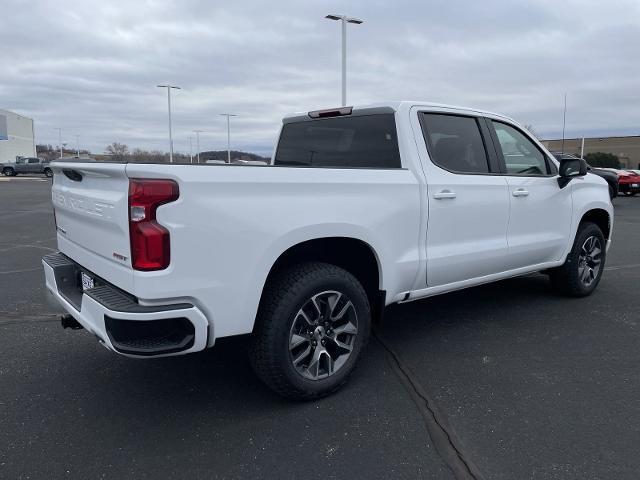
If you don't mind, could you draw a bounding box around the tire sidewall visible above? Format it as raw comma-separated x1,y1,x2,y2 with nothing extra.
270,267,370,397
44,168,53,178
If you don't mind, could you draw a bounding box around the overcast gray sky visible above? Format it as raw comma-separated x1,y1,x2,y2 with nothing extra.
1,0,638,156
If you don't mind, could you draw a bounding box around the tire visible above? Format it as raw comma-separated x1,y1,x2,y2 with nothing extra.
44,168,53,178
2,167,15,176
249,262,371,400
549,222,606,297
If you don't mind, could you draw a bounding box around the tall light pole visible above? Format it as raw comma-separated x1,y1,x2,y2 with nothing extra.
325,14,363,106
193,130,204,163
75,135,80,157
54,128,63,158
219,114,237,163
157,84,181,162
188,136,193,164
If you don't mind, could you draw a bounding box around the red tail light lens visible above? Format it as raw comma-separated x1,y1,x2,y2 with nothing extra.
128,179,179,271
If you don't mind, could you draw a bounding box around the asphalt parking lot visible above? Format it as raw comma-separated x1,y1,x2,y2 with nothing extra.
1,176,639,479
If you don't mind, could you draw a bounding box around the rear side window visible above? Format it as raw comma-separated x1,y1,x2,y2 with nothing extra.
274,114,401,168
420,113,489,174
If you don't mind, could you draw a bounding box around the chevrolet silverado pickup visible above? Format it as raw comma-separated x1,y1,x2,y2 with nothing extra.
2,157,53,177
42,101,613,399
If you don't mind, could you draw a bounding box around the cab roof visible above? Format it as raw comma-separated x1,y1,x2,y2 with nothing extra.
283,101,516,124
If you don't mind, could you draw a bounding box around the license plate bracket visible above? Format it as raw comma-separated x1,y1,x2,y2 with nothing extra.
81,271,94,291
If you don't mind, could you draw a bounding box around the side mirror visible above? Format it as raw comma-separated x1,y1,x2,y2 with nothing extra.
558,157,588,188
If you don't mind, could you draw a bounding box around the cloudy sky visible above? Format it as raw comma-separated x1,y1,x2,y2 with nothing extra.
1,0,638,156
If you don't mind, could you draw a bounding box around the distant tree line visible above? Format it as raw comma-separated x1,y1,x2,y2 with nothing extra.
584,152,620,168
36,144,90,161
103,142,268,163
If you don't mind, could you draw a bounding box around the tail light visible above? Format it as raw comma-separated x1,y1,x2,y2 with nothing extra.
128,179,179,271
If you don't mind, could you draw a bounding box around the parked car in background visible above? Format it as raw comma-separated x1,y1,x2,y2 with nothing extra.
1,157,52,177
616,170,640,196
552,153,618,199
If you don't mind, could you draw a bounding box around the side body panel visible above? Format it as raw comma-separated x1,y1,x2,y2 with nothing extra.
123,163,423,340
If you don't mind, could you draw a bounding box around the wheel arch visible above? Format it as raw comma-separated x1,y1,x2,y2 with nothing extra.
580,208,611,240
257,237,386,327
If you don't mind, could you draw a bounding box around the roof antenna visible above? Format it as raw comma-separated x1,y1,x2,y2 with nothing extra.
561,93,567,154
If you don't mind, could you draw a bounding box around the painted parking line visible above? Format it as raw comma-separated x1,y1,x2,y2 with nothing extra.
0,177,48,182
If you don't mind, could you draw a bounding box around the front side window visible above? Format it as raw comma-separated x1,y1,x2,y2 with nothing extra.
491,121,549,176
420,113,489,174
274,114,401,168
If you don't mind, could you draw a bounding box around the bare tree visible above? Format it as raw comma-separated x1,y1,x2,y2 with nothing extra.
105,142,130,161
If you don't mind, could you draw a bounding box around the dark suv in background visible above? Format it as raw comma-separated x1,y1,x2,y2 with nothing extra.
552,153,618,199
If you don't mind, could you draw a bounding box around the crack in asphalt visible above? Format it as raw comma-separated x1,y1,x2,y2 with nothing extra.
374,330,484,480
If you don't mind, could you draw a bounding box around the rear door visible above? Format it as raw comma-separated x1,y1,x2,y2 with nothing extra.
488,120,572,268
51,162,134,291
418,112,510,287
27,158,40,173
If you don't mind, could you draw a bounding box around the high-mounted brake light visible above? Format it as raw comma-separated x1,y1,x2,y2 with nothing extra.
128,179,179,271
308,107,353,119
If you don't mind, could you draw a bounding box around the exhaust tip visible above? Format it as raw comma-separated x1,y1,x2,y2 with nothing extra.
61,314,83,330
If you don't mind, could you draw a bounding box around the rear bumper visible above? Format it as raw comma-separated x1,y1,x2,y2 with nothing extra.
42,252,209,358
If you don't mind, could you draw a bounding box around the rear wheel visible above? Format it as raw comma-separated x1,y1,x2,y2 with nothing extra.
250,262,371,400
2,167,15,176
549,222,606,297
44,168,53,178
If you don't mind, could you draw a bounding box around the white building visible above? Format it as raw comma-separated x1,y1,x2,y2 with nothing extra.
0,108,36,163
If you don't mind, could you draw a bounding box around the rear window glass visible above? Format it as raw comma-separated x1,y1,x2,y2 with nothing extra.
420,113,489,174
274,114,401,168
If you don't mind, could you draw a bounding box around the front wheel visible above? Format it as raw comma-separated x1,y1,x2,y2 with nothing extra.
549,222,606,297
250,262,371,400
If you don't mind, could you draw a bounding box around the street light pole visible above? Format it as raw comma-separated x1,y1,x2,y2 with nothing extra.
193,130,204,163
157,84,181,163
75,135,80,157
219,114,237,164
54,128,62,158
325,14,363,106
188,136,193,164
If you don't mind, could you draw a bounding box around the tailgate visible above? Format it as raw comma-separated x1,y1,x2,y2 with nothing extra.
51,162,134,292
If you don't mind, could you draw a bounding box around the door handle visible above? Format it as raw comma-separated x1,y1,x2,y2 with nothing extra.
512,188,529,197
433,190,457,199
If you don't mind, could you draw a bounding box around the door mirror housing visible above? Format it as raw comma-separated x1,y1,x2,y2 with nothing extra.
558,157,588,188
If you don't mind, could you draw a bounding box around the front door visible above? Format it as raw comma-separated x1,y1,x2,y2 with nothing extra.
488,120,572,268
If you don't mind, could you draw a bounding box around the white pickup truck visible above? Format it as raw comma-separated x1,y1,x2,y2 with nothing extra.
43,101,613,399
